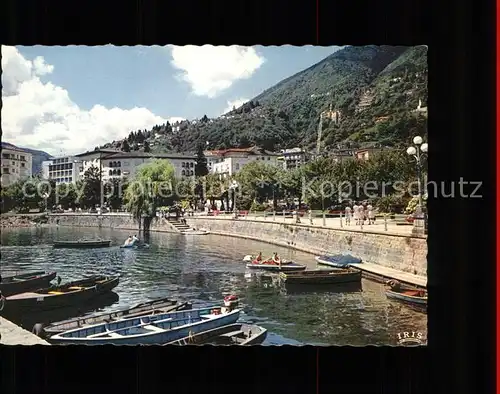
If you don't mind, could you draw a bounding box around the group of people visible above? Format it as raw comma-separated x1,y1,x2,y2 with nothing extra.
344,202,375,225
123,234,139,246
254,252,281,264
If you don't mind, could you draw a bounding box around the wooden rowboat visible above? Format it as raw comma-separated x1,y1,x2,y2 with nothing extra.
1,275,119,315
53,240,111,248
246,262,306,272
165,323,267,346
385,281,427,312
315,254,362,268
278,268,362,285
242,255,293,264
0,271,57,297
39,298,192,337
49,307,241,345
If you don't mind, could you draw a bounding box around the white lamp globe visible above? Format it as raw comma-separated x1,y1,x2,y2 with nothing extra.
413,136,423,145
407,147,417,156
421,143,428,153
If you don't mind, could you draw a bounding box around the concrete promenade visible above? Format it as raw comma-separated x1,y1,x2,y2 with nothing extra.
207,212,420,238
0,316,50,345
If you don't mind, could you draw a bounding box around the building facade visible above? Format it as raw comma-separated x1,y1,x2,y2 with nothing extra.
205,147,280,178
41,156,82,184
278,148,310,170
1,145,33,186
74,149,197,182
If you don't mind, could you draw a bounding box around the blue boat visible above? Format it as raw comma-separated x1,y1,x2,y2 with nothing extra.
315,254,362,268
48,307,240,345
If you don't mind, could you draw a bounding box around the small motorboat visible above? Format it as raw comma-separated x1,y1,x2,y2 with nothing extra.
385,280,427,312
242,255,293,264
0,271,57,297
165,323,267,346
278,268,362,285
246,261,306,272
223,295,239,307
1,275,119,315
315,254,362,268
49,307,241,345
38,298,192,338
53,239,111,248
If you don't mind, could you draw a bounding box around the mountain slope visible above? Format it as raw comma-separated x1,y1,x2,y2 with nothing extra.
101,45,427,154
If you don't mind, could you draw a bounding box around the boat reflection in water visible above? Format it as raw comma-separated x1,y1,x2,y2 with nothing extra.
6,291,120,332
277,282,363,296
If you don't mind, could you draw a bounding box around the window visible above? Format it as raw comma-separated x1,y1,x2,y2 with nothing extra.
181,170,185,175
117,161,121,167
109,170,113,176
3,168,9,174
20,156,25,161
267,157,270,160
235,163,240,170
190,162,194,168
117,169,121,176
181,162,186,168
21,163,25,167
190,170,194,176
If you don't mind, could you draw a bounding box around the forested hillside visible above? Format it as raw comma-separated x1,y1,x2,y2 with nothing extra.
101,45,427,154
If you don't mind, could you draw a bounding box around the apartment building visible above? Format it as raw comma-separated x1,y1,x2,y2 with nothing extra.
41,156,82,184
1,143,33,186
205,147,280,178
74,149,197,181
277,147,311,170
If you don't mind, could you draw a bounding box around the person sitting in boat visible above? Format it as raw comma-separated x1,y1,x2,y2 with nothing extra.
123,235,133,246
255,252,263,262
272,252,281,264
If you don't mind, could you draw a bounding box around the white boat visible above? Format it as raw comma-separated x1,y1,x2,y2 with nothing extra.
181,229,210,235
49,307,240,345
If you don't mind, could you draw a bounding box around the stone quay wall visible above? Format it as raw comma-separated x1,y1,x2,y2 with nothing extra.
48,214,427,277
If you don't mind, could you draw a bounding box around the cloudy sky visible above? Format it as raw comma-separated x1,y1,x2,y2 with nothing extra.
2,45,340,156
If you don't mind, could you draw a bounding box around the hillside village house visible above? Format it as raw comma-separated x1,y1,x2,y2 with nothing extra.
1,144,33,187
205,147,280,178
277,147,311,170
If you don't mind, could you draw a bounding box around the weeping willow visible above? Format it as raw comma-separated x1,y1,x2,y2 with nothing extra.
123,159,176,232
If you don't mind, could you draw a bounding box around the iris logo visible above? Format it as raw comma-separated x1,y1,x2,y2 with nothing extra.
397,331,425,346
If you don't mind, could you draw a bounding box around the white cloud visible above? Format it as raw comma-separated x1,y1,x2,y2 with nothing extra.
222,98,249,115
1,46,180,156
169,45,265,98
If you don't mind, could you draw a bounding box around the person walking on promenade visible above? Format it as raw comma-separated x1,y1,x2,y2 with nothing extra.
353,202,359,225
367,203,375,225
308,209,313,225
358,204,365,224
345,205,351,226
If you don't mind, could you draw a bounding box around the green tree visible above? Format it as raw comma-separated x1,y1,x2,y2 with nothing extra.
123,159,176,231
194,145,209,177
121,140,131,152
82,165,102,208
235,161,284,208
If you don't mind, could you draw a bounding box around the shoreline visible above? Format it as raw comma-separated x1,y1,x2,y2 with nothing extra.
42,213,427,288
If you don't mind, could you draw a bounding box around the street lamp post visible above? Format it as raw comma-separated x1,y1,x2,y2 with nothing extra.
230,180,239,219
406,136,428,236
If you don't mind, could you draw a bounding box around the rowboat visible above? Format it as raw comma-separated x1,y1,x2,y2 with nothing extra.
53,240,111,248
181,229,210,235
315,254,362,268
49,307,241,345
120,243,149,249
278,268,362,285
1,275,119,315
38,298,192,338
0,271,57,297
165,323,267,346
385,280,427,312
246,261,306,272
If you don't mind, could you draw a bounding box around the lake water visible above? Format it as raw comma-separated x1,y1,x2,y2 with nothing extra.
0,227,427,345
